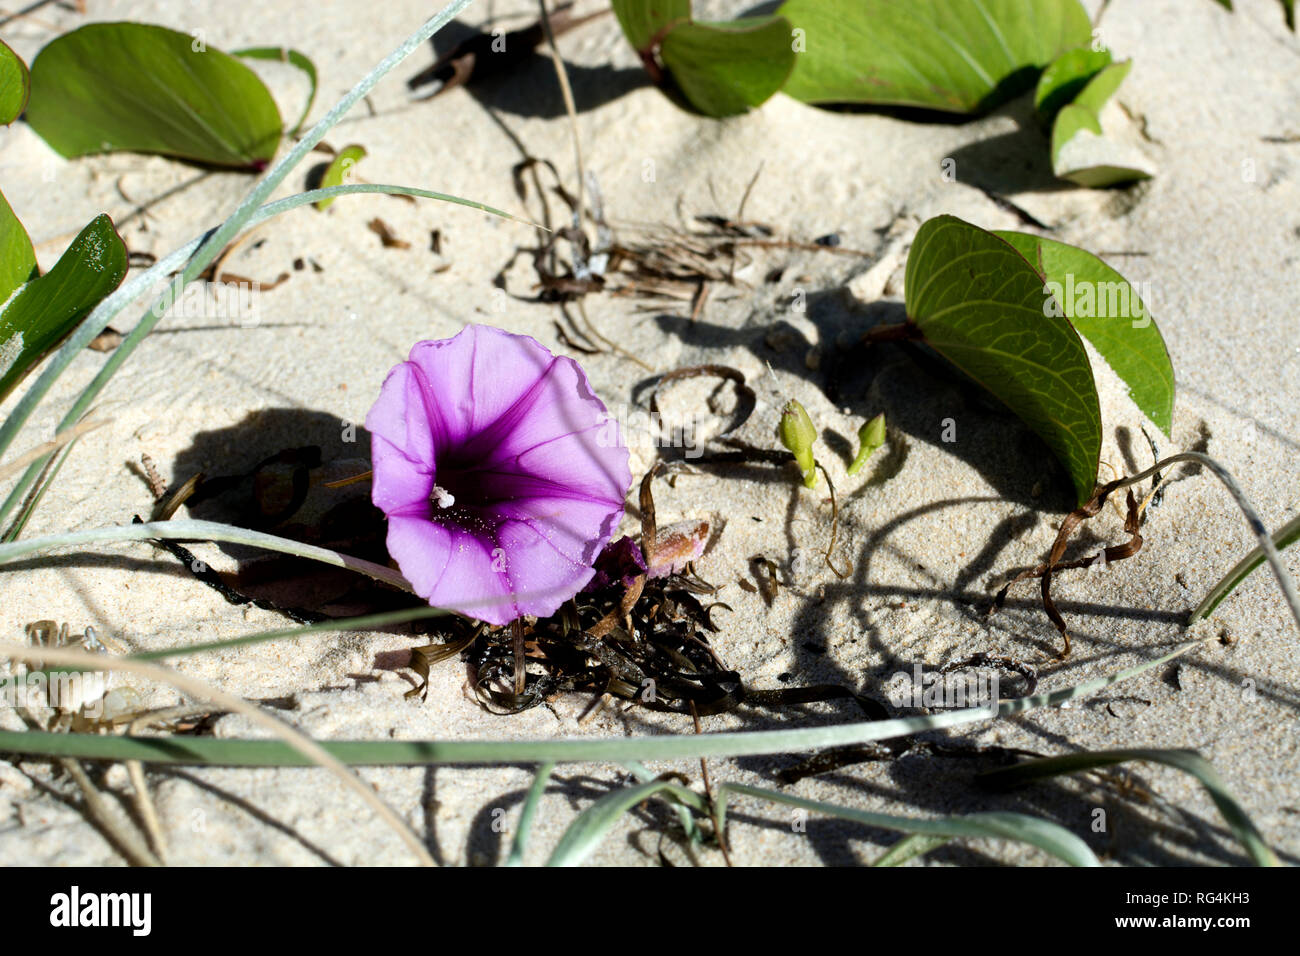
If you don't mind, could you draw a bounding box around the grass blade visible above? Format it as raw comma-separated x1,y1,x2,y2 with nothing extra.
0,635,1208,768
0,0,482,504
0,643,435,865
871,833,952,867
506,762,555,866
545,778,702,866
1192,513,1300,622
979,748,1278,866
713,784,1100,866
0,516,413,591
0,176,531,529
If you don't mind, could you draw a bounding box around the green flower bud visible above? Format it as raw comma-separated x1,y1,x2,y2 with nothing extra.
847,413,886,476
779,399,818,488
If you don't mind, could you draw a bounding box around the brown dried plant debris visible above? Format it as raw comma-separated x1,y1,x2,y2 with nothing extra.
989,481,1146,658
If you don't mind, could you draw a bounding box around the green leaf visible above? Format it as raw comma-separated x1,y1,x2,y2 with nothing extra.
612,2,794,117
995,230,1174,433
232,45,318,139
658,16,797,117
904,215,1101,504
25,22,282,169
0,189,36,302
0,215,126,400
1050,60,1153,187
1035,45,1111,122
1051,102,1101,162
1071,59,1130,114
611,0,691,52
980,749,1278,866
777,0,1092,113
314,144,367,210
0,37,29,124
847,412,886,476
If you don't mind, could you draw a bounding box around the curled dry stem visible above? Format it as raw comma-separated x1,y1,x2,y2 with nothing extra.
816,463,851,579
992,451,1300,657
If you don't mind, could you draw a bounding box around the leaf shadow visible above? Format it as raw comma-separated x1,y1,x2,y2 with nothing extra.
652,288,1077,511
410,17,649,120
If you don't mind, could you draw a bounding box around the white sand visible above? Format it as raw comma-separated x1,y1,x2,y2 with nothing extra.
0,0,1297,865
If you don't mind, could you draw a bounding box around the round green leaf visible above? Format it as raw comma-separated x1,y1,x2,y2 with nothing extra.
1050,61,1153,187
659,16,797,117
233,45,318,139
904,215,1101,504
1034,45,1112,121
0,188,36,302
0,214,127,400
995,230,1174,433
777,0,1093,113
1050,100,1102,164
0,38,30,125
611,0,691,53
25,22,282,169
1071,58,1131,114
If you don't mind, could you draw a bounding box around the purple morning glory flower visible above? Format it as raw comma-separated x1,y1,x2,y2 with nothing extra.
365,325,632,625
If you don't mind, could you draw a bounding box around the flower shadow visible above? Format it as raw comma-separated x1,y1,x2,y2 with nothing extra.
167,407,425,623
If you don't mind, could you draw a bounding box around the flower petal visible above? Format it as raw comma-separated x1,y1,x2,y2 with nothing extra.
370,435,432,518
407,325,560,448
492,517,599,619
364,361,441,468
484,423,630,508
387,515,516,625
493,492,627,568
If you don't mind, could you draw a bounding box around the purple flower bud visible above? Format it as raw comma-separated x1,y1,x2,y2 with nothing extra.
582,535,648,593
365,325,632,625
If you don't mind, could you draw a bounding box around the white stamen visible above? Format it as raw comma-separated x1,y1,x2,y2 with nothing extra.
432,485,456,508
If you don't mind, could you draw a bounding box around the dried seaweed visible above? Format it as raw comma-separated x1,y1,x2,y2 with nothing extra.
405,625,483,700
778,740,1043,784
460,464,874,719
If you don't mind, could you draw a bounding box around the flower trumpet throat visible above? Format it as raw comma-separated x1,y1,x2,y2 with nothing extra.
365,324,632,626
779,399,819,488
